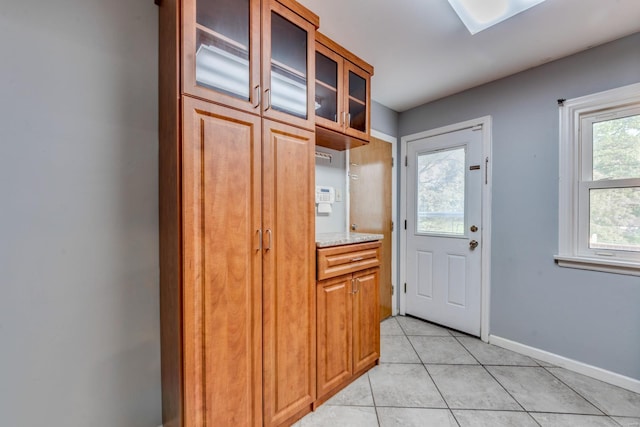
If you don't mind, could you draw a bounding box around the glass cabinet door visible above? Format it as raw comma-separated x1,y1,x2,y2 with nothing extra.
183,0,261,113
344,61,370,139
315,44,343,133
263,1,316,130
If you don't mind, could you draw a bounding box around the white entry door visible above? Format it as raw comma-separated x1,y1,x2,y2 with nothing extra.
405,127,483,336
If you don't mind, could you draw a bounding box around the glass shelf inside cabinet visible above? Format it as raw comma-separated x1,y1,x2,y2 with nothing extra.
348,71,367,132
195,0,250,101
315,52,338,123
270,12,308,119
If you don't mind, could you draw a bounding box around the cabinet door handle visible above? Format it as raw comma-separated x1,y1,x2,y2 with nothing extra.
257,229,263,251
354,278,360,294
342,111,347,128
264,88,272,111
253,85,261,109
347,113,351,127
264,229,272,251
350,257,364,262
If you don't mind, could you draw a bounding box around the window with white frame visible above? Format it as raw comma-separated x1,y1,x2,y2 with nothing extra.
556,82,640,276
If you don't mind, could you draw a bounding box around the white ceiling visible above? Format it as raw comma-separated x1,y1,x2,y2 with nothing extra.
297,0,640,112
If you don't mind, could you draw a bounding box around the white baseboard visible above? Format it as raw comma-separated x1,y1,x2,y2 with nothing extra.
489,334,640,394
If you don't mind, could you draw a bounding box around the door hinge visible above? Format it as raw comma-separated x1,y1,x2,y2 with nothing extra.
392,157,394,167
405,156,408,167
404,220,407,230
391,221,394,232
391,285,394,295
404,283,407,293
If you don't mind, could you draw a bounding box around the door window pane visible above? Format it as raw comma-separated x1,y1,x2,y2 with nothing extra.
589,188,640,252
195,0,250,100
416,148,465,235
592,114,640,180
270,12,307,118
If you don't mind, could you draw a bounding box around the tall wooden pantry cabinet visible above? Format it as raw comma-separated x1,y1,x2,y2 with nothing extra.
158,0,318,426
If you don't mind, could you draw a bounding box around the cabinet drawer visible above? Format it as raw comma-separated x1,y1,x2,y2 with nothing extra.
317,241,380,280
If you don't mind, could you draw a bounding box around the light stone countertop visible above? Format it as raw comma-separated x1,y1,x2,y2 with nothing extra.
316,232,383,248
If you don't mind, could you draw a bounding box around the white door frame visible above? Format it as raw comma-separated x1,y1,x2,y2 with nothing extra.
400,116,492,342
348,130,398,316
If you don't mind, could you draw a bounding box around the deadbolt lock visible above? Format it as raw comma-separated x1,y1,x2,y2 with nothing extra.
469,240,479,250
470,225,478,232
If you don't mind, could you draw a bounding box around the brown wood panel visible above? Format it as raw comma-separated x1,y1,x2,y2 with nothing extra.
181,0,262,114
262,0,316,131
349,137,393,320
182,97,263,427
276,0,320,28
315,125,368,151
158,0,182,425
352,268,380,374
262,120,316,426
317,241,381,281
316,275,353,398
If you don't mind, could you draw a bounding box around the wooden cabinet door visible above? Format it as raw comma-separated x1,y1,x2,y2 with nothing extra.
316,275,353,398
262,0,316,131
352,268,380,374
343,61,371,141
182,0,262,114
182,96,263,427
262,119,316,426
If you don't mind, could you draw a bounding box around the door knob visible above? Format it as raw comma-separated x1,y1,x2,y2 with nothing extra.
469,240,479,250
351,223,358,231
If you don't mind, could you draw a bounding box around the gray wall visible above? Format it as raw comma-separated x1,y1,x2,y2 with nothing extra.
399,32,640,380
372,100,399,137
0,1,161,426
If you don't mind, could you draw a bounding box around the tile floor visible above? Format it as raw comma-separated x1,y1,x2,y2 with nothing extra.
294,315,640,427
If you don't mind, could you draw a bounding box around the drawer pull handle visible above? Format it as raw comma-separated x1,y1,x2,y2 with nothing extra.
350,257,364,262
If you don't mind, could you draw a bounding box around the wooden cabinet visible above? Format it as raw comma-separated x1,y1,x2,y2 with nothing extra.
316,275,352,398
314,32,373,150
181,97,263,427
182,0,318,130
315,242,381,402
262,120,316,427
159,1,318,426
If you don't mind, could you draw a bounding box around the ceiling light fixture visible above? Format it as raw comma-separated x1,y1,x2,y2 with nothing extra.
447,0,547,35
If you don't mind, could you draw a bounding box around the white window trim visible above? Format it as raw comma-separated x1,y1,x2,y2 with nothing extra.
556,82,640,276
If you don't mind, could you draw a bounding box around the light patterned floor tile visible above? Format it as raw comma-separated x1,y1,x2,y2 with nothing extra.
377,407,457,427
547,367,640,417
452,409,538,427
487,366,601,414
409,336,478,364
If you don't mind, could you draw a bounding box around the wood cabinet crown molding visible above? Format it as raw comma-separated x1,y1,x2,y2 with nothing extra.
316,32,373,75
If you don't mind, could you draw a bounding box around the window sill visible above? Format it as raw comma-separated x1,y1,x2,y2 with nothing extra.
554,255,640,277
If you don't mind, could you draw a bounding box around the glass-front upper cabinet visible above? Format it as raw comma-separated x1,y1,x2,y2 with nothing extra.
262,1,317,130
182,0,261,113
314,33,373,148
